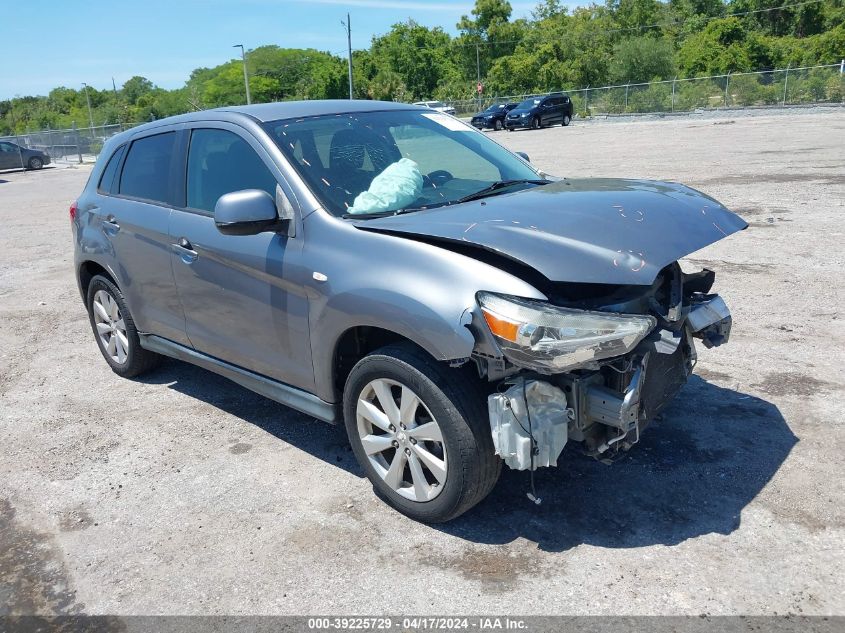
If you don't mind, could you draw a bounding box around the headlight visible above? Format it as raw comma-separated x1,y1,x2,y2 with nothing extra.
477,292,656,373
520,112,528,117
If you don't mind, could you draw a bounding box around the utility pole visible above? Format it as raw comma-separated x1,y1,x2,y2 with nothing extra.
81,83,95,131
233,44,252,105
342,14,354,99
111,77,121,126
475,42,481,110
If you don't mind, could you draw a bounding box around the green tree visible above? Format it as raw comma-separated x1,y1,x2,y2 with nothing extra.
370,21,458,100
121,76,154,105
610,36,676,83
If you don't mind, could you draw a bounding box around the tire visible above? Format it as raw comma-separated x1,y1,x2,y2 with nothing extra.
562,114,572,126
531,116,541,130
86,275,161,378
494,119,503,131
343,342,501,523
27,156,43,170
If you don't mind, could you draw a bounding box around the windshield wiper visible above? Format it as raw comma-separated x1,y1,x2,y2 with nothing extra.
455,179,550,204
342,201,452,220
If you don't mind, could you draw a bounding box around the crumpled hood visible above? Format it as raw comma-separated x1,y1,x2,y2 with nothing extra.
357,178,747,285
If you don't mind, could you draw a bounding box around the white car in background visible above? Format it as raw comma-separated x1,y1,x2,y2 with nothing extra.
413,100,456,116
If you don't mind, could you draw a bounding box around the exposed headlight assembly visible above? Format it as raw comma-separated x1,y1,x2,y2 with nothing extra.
477,292,656,373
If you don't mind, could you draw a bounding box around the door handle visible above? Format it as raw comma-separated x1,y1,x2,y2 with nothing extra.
172,237,198,263
103,215,120,234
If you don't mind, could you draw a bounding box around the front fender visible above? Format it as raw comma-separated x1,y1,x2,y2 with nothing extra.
303,211,546,402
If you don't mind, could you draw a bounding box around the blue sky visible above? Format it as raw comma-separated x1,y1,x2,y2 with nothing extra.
0,0,574,100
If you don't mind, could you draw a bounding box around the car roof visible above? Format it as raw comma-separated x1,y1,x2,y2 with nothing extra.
214,99,421,122
102,100,426,148
98,99,432,157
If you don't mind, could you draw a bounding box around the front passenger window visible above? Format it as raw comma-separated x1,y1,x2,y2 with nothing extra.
186,129,278,213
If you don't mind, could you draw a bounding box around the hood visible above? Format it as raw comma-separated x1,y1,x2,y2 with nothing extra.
356,178,747,286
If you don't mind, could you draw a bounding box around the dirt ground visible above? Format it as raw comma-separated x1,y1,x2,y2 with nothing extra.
1,110,843,616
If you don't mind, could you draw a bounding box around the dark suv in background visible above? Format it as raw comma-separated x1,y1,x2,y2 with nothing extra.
505,93,573,130
470,102,518,131
0,140,51,170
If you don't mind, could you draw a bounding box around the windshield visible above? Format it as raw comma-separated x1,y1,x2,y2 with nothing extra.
483,103,503,112
263,109,540,217
517,98,542,109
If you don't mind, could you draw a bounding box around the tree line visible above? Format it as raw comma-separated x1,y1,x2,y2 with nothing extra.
2,0,843,134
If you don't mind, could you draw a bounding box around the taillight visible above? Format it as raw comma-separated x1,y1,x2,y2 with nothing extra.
69,201,78,221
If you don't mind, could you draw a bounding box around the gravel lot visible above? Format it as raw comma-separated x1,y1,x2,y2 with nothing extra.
1,110,843,616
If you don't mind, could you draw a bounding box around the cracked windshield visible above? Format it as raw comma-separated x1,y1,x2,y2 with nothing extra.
264,110,542,217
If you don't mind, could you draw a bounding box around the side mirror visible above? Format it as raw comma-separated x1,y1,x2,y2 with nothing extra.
214,189,280,236
515,151,531,163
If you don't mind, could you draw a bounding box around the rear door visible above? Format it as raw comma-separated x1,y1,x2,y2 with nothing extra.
542,97,561,125
97,127,188,344
168,123,314,390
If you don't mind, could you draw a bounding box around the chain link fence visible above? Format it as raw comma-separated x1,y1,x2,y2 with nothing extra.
0,123,142,166
3,62,842,168
445,62,845,117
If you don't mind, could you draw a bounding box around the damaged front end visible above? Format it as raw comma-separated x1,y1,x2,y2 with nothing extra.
474,263,732,470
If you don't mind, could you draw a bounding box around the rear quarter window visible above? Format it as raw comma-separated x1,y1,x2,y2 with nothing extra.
97,144,126,194
119,132,175,204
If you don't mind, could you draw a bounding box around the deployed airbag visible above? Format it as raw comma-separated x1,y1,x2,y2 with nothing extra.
348,158,423,215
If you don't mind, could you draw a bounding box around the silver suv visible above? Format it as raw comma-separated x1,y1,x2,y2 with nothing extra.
72,100,745,522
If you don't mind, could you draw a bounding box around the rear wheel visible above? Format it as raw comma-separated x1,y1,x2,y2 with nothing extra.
343,343,501,523
27,156,43,170
86,275,161,378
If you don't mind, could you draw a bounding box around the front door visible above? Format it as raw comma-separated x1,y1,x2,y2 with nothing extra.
0,142,23,169
169,125,313,391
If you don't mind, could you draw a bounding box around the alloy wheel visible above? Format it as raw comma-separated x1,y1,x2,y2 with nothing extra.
92,289,129,364
356,378,447,502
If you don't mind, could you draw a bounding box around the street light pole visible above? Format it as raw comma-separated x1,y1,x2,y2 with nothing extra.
341,14,354,99
233,44,252,105
81,83,95,131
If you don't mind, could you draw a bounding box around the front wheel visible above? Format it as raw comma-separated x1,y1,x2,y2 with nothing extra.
562,114,572,126
343,343,501,523
531,116,541,130
28,156,43,170
494,119,503,131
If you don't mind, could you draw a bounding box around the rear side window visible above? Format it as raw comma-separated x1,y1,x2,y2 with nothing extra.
119,132,175,204
186,128,277,213
97,144,126,194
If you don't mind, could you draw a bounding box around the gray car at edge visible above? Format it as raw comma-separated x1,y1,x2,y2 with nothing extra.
71,100,746,522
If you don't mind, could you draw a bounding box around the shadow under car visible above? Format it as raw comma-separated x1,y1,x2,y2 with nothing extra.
138,362,795,550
